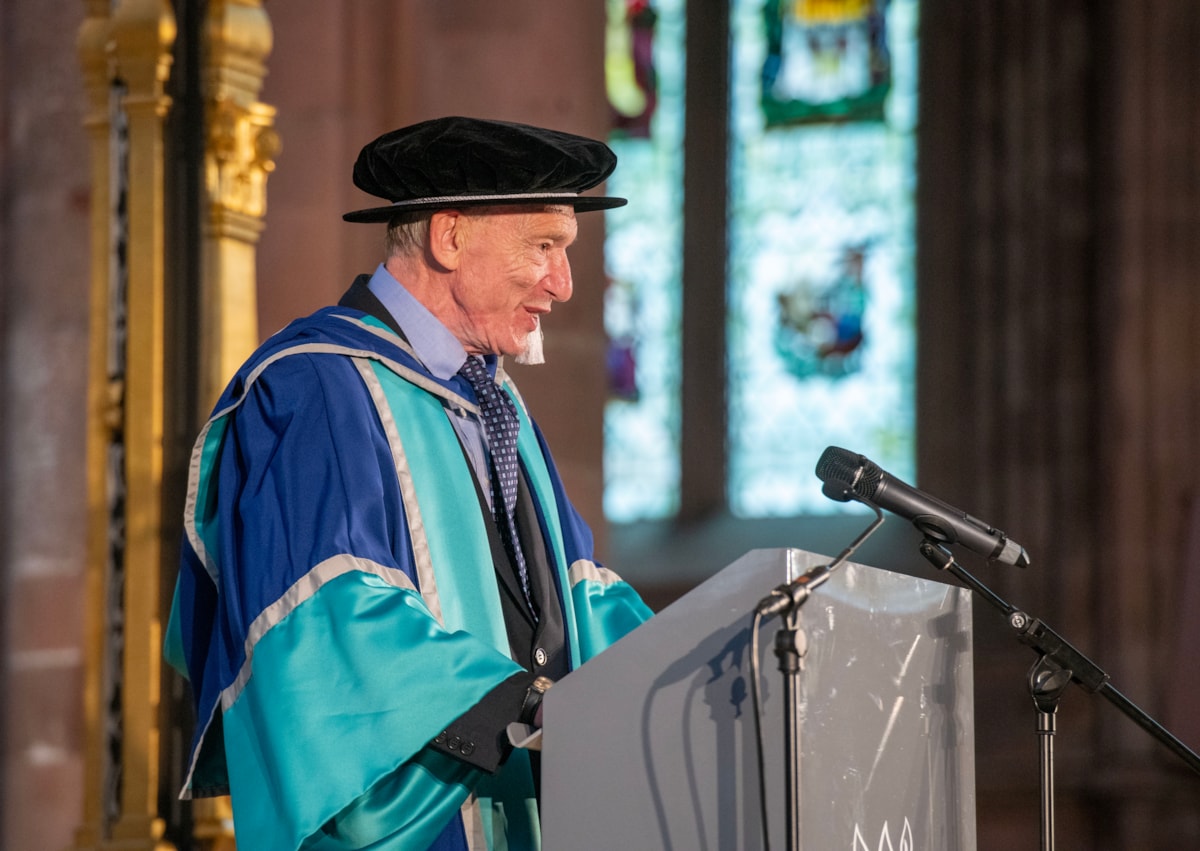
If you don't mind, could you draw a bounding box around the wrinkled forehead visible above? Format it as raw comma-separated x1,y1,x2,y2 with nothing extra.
461,203,578,240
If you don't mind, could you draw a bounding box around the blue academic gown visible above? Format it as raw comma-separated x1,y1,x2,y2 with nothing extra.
164,294,651,850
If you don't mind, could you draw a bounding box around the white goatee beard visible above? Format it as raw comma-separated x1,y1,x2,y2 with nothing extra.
513,323,545,365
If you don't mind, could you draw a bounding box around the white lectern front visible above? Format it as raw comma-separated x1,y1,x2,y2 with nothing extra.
540,548,976,850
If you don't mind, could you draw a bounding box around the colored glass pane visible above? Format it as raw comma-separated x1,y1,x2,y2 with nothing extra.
728,0,918,515
601,0,918,521
603,0,686,521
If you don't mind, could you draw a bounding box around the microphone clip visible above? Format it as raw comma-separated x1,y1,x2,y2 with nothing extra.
755,499,885,619
756,564,832,617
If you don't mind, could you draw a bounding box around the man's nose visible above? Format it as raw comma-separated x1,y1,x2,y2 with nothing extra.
547,253,573,302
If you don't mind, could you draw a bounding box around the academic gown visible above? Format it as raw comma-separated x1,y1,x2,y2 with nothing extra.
164,280,652,850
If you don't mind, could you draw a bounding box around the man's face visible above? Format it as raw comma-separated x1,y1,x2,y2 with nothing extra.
449,205,578,358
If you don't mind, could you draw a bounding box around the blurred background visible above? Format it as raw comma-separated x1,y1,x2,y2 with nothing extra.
3,1,1200,848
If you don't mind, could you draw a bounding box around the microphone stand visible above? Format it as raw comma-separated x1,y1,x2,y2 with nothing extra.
754,504,885,851
918,540,1200,851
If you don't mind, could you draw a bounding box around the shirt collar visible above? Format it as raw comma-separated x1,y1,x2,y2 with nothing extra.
366,263,497,380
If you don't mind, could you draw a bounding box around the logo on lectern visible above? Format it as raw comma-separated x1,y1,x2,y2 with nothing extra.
853,816,913,851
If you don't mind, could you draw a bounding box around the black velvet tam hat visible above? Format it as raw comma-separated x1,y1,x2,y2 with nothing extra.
342,116,627,222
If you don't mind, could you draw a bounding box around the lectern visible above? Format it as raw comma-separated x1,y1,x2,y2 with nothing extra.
540,548,977,850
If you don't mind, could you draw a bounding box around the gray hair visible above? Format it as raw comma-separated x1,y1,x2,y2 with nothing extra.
385,211,432,259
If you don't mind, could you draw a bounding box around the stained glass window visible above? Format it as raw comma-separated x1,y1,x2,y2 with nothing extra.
728,0,918,515
603,0,686,521
602,0,918,523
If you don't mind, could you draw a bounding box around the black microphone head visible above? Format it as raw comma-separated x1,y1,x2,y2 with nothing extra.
815,446,860,484
815,446,883,500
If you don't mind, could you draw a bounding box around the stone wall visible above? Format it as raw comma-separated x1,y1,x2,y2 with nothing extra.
0,2,92,848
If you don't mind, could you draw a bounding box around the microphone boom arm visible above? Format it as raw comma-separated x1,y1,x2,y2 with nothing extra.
918,539,1200,775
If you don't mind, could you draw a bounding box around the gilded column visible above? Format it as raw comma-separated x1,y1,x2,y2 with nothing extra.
190,3,279,846
76,1,278,848
74,2,118,846
111,0,176,847
74,0,177,848
201,0,279,410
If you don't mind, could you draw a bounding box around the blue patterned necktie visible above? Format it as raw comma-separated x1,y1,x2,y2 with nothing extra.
458,355,537,619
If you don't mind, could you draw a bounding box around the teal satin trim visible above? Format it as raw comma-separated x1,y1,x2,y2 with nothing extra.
569,577,655,664
475,749,541,851
370,361,510,651
222,570,521,851
300,749,478,850
297,749,540,851
369,363,556,848
163,580,186,677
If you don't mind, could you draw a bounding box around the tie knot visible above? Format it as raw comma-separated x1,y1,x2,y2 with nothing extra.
458,355,492,392
459,355,518,424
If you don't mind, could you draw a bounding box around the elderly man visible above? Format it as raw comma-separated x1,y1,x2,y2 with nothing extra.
165,117,652,851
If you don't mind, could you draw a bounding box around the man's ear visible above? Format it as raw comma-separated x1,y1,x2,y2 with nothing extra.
427,210,466,271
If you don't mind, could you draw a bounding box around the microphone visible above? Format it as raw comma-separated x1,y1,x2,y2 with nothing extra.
815,446,1031,568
